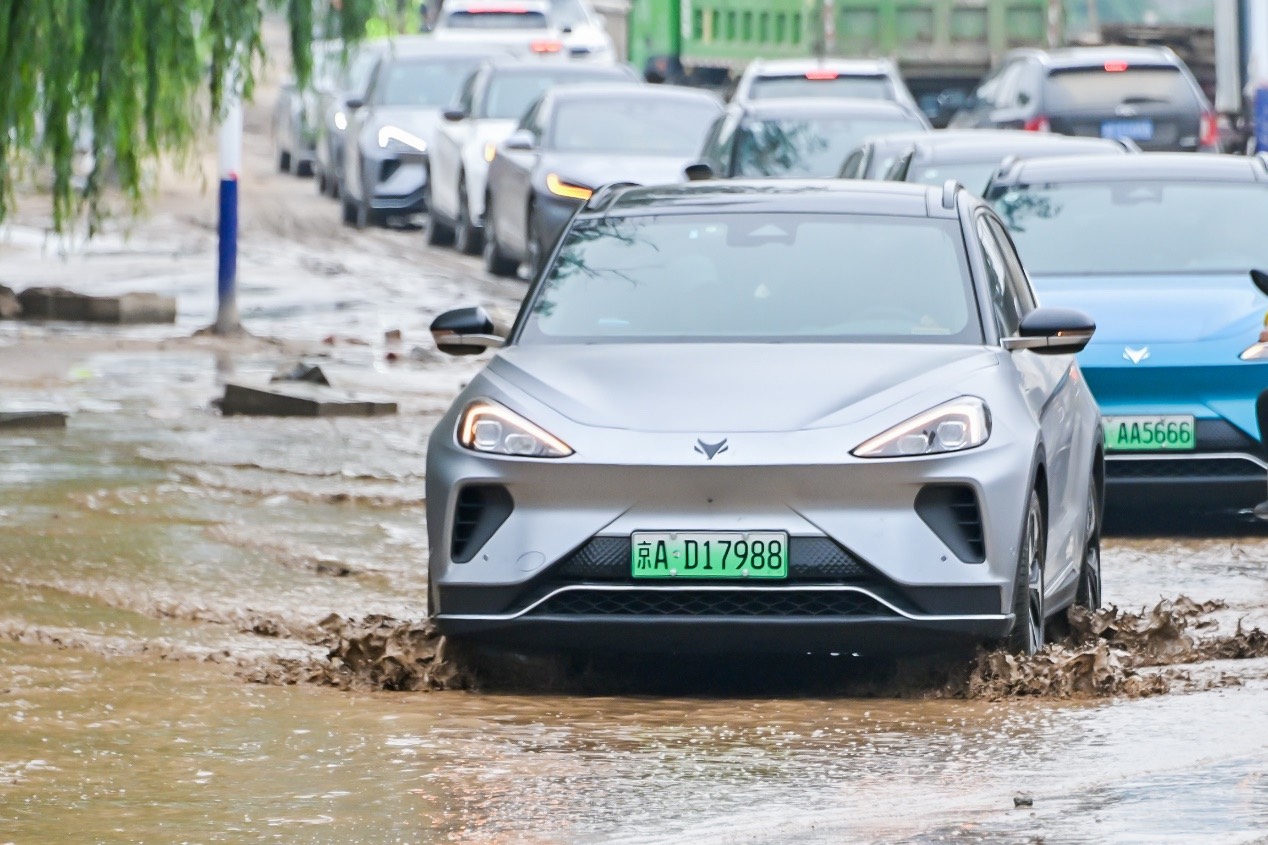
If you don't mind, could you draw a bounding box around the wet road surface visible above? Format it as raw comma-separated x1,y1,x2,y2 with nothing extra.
4,81,1268,844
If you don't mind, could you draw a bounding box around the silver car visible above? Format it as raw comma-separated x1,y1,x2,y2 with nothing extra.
426,180,1103,656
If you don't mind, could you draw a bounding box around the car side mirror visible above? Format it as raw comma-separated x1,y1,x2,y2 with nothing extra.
684,162,714,181
443,108,467,122
1251,269,1268,297
1002,307,1096,355
504,130,535,151
431,307,505,356
345,97,365,111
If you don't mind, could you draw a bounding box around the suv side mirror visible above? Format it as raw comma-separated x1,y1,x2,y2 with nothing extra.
443,108,467,122
1002,307,1096,354
431,307,505,356
345,97,365,111
503,130,535,151
684,162,714,181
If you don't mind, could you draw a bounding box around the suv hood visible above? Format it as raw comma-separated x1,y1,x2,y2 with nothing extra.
538,151,697,190
486,343,998,432
1033,273,1265,345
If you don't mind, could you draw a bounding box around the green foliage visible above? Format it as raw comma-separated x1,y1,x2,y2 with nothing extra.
0,0,377,232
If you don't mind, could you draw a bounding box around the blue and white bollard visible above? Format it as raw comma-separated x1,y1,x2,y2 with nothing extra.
214,90,243,335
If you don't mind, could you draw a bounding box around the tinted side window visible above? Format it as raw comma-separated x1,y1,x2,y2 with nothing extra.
976,216,1023,336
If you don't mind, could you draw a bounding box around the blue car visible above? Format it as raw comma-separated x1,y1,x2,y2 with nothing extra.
988,153,1268,512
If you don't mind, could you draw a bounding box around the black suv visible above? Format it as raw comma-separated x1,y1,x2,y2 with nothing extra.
949,46,1218,153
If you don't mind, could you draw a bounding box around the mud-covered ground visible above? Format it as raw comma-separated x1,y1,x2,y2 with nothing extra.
4,43,1268,845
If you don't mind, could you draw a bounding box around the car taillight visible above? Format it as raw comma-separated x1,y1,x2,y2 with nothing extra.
1200,111,1219,148
1023,116,1050,133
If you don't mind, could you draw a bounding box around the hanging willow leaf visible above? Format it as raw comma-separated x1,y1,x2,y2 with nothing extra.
0,0,380,233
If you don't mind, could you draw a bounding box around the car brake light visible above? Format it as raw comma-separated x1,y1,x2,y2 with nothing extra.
805,70,839,80
531,39,563,53
1023,116,1050,132
1200,111,1219,148
1104,61,1129,72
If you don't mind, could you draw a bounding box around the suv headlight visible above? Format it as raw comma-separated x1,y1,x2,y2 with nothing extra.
458,401,573,458
377,125,427,153
853,397,991,458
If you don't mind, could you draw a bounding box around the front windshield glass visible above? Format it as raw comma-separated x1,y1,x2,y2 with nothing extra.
991,182,1268,275
518,213,979,344
377,57,484,107
481,70,629,120
736,115,926,177
549,98,720,154
750,74,893,101
445,10,548,29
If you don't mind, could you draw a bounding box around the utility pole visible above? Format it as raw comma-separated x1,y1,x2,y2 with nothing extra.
213,74,243,336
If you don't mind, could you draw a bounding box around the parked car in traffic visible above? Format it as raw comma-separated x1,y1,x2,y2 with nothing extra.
427,59,639,253
876,129,1136,193
949,46,1219,153
340,42,505,228
987,153,1268,512
272,40,342,178
482,84,722,277
432,0,616,60
312,40,397,199
426,179,1101,657
695,98,928,179
729,58,921,113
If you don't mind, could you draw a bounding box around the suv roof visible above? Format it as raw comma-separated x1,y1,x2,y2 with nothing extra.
588,179,968,220
906,131,1132,163
479,56,635,76
1005,45,1182,70
991,152,1268,187
745,57,899,75
545,83,717,106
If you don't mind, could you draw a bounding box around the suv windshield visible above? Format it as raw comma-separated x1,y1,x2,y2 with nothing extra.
481,70,628,120
736,114,924,177
1044,66,1198,111
750,74,893,101
991,181,1268,274
518,213,979,343
549,98,719,154
378,57,485,107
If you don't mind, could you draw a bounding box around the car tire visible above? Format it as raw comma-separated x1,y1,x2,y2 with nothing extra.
278,149,292,174
1075,479,1102,611
340,192,358,227
424,178,455,246
1006,488,1046,655
316,169,329,196
525,204,545,280
454,176,483,255
482,197,518,277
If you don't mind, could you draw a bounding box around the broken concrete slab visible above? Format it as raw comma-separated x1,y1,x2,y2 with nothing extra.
270,362,330,386
0,410,68,429
0,285,20,319
219,382,397,418
17,287,176,324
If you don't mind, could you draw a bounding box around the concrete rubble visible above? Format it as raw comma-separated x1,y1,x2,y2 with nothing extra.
16,286,176,324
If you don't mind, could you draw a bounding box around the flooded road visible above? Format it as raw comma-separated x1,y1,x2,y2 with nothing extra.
4,70,1268,844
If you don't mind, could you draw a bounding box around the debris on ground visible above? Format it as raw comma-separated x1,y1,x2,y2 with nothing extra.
1013,793,1034,808
218,381,397,417
0,284,21,318
270,362,330,386
16,287,176,323
0,410,68,429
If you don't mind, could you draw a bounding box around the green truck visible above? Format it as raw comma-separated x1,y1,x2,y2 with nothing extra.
627,0,1059,121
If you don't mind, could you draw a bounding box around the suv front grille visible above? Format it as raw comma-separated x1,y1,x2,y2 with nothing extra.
1106,457,1266,481
528,588,895,618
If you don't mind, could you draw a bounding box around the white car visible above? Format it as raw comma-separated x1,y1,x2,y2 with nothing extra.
731,58,921,115
432,0,615,62
426,58,638,252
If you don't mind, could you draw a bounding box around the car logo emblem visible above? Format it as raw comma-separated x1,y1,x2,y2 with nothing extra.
694,438,729,460
1123,346,1150,364
1115,104,1138,117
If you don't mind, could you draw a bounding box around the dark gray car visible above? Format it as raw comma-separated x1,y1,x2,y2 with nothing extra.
949,46,1219,153
340,42,505,228
481,84,722,276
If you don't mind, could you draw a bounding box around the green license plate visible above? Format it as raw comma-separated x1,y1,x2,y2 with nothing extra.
631,532,788,579
1103,415,1196,451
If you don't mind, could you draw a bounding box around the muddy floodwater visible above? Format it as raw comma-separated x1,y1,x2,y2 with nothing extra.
5,68,1268,842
